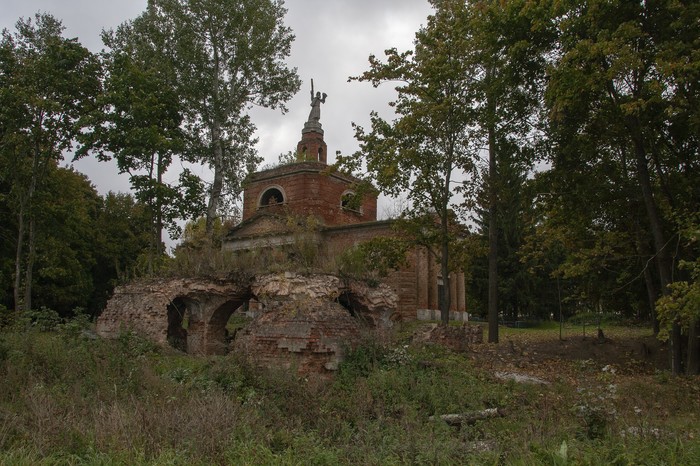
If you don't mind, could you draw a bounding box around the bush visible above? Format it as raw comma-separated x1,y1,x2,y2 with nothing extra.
23,307,62,332
337,237,408,284
336,340,387,383
59,307,93,340
0,304,11,329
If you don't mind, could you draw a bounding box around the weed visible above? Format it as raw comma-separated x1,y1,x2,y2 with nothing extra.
1,324,699,464
335,339,387,384
22,307,62,332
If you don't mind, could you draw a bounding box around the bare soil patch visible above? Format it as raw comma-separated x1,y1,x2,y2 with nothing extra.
464,326,669,381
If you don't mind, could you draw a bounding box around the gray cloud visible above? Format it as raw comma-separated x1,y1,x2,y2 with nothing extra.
1,0,433,227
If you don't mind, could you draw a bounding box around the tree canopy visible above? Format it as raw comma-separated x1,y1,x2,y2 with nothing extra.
0,13,100,312
340,0,482,325
1,0,698,374
142,0,300,234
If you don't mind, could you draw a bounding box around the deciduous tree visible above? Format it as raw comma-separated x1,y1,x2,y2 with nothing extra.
461,0,554,342
545,0,700,373
145,0,300,235
81,9,205,271
341,0,480,325
0,13,100,311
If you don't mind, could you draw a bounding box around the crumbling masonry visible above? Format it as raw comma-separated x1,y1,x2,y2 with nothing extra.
96,273,398,375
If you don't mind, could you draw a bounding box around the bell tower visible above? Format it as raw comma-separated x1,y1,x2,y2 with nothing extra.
297,126,327,163
239,79,377,224
297,79,328,163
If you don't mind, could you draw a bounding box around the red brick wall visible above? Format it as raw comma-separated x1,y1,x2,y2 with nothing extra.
322,222,420,321
242,162,377,225
320,222,467,320
297,130,328,163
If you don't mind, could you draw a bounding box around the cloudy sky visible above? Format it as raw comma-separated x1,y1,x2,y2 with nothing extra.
1,0,434,220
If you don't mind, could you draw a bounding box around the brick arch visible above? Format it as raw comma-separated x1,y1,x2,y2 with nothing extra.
258,185,286,208
340,189,362,213
167,297,191,352
337,290,375,327
204,298,250,355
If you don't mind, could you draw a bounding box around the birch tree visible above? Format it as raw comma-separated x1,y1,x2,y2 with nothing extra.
147,0,300,234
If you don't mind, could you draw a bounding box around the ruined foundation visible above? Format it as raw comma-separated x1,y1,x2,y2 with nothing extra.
96,273,398,376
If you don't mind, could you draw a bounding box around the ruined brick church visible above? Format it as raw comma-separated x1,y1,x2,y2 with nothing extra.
96,85,470,371
223,85,468,322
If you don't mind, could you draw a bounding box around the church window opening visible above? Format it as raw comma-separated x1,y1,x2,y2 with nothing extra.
259,187,285,208
341,190,361,212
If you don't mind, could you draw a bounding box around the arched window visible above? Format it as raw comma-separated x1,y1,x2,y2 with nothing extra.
259,187,285,208
341,190,361,212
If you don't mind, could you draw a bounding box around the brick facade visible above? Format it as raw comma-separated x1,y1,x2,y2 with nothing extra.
227,120,467,321
297,127,328,164
241,161,377,225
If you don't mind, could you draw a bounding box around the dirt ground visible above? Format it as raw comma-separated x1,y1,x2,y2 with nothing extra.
466,325,670,380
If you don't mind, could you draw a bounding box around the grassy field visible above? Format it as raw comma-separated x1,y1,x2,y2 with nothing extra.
0,317,698,465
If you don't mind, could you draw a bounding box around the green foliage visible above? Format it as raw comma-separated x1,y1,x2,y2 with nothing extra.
115,330,160,359
657,258,700,339
656,214,700,340
339,0,488,325
0,304,10,329
284,215,321,271
278,149,305,166
170,214,325,278
0,325,699,464
338,237,408,284
574,383,618,440
88,191,154,313
542,0,700,371
336,340,388,383
0,12,101,312
22,307,62,332
0,165,154,316
58,308,93,340
167,217,244,279
84,13,206,266
29,167,99,315
137,0,299,234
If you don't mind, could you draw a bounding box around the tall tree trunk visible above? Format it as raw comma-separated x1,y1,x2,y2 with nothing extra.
634,222,660,334
487,83,498,344
643,264,660,335
439,168,451,326
13,201,26,312
687,319,700,376
17,145,41,312
206,124,224,236
440,228,451,326
205,41,223,237
147,151,165,273
626,115,679,373
24,214,36,312
156,153,164,257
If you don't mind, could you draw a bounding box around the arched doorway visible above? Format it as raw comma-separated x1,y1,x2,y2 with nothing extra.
205,299,251,355
338,291,375,327
167,297,190,352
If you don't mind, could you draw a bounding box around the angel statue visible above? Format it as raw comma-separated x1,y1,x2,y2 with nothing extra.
307,79,327,123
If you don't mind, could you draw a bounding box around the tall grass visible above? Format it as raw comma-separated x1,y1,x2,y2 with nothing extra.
1,318,699,464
